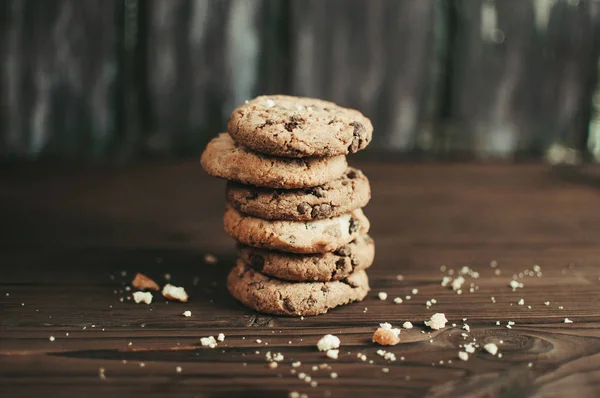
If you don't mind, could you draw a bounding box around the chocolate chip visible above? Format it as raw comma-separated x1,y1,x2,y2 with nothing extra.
328,117,338,125
282,298,296,314
245,191,258,200
305,187,325,198
335,258,346,269
259,118,275,129
284,114,303,132
346,170,358,179
249,254,265,271
348,121,367,153
335,245,351,256
311,204,332,218
297,203,311,215
349,218,359,234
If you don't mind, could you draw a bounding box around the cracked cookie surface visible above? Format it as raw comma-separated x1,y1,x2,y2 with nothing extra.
238,234,374,282
223,205,370,254
201,133,347,189
227,259,370,316
227,95,373,158
226,167,370,221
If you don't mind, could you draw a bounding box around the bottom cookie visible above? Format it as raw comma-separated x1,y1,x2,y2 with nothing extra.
227,259,370,316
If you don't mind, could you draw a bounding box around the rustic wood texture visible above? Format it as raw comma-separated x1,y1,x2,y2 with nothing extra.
141,0,287,158
449,0,600,158
1,0,599,161
289,0,443,152
2,162,600,397
0,0,120,160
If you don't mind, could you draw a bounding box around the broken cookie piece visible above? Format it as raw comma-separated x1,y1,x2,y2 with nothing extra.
162,284,189,302
132,273,160,291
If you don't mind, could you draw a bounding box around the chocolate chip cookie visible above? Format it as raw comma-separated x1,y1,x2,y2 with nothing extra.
201,133,347,189
223,205,370,254
226,167,370,221
227,259,370,316
227,95,373,158
238,234,374,282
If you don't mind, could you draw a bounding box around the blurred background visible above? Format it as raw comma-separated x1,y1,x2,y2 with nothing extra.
1,0,600,163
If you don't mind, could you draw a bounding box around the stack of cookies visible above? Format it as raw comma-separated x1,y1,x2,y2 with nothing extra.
201,95,374,316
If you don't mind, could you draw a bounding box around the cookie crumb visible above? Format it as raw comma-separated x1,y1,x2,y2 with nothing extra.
564,318,573,323
292,361,301,368
330,372,338,379
162,284,188,302
378,292,388,300
382,368,390,373
458,351,469,361
517,298,524,306
373,323,401,346
509,280,524,290
268,362,278,369
326,349,339,359
200,336,217,348
182,310,191,317
412,288,419,295
133,291,153,304
204,254,218,264
425,313,448,330
217,333,225,342
132,273,160,291
393,297,403,304
176,366,182,373
49,336,55,342
317,334,340,351
484,343,498,355
464,343,475,353
402,321,413,329
396,274,404,281
451,276,465,291
99,368,106,380
528,362,533,368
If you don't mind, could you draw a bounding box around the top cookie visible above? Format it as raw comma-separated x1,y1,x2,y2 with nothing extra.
200,133,347,189
228,95,373,158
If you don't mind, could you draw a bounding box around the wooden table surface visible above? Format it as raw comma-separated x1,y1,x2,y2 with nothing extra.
2,162,600,398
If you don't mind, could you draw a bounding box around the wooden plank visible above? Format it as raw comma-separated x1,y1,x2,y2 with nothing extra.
141,0,287,158
449,0,600,158
1,163,600,396
289,0,444,152
0,0,120,160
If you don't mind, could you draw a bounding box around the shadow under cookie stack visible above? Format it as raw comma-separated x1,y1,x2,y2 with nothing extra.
201,95,374,316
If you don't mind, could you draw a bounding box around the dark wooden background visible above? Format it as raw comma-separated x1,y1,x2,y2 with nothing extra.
1,0,600,162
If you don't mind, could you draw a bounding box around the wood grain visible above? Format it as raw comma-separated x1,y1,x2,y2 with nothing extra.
0,0,120,160
1,163,600,397
449,0,600,158
141,0,285,158
2,0,598,161
289,0,443,152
